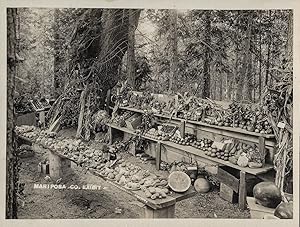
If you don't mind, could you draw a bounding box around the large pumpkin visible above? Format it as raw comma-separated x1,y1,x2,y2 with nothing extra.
274,202,293,219
253,182,282,208
194,178,210,193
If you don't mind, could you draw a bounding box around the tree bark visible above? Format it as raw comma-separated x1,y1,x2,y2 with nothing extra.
53,9,60,99
265,11,272,86
169,9,178,93
7,8,18,219
202,11,211,99
237,12,252,101
127,9,141,90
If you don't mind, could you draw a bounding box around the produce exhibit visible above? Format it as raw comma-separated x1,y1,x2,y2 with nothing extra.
6,6,296,221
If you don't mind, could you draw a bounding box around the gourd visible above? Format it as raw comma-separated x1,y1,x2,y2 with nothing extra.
274,202,293,219
237,153,249,167
253,182,282,208
194,178,210,193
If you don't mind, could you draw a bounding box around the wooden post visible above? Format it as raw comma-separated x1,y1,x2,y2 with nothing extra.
180,120,186,138
239,171,246,210
108,126,113,145
48,150,71,179
105,89,111,113
144,204,175,218
156,142,161,170
258,136,266,165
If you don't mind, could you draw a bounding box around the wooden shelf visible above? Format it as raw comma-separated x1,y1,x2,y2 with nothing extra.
108,123,274,176
118,106,275,139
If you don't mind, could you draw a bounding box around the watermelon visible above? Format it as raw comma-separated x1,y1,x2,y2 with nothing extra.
274,202,293,219
168,171,191,193
194,178,210,193
253,182,282,208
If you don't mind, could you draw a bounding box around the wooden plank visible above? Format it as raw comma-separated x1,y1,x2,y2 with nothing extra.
239,171,246,210
156,142,161,170
217,167,239,192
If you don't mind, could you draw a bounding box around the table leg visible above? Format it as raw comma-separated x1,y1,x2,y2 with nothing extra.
48,151,71,179
144,204,175,218
108,126,113,145
258,136,266,164
156,142,161,170
239,171,246,210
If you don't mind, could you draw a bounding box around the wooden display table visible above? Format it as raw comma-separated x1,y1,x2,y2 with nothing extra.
43,145,196,218
107,123,274,210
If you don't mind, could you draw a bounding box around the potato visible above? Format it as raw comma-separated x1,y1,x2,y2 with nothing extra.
145,190,152,198
148,187,156,194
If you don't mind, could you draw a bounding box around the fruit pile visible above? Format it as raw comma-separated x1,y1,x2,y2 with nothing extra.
203,144,231,161
190,138,213,150
98,161,170,199
143,124,177,141
15,125,41,141
201,140,264,168
144,128,169,140
110,111,134,127
169,133,197,146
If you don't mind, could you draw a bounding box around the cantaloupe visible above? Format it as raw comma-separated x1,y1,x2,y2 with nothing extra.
168,171,191,193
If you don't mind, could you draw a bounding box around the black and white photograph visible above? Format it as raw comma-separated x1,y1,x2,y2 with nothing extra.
3,0,299,224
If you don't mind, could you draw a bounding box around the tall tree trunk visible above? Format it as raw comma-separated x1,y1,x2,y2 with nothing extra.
127,9,141,90
258,12,262,99
219,74,223,100
237,12,252,101
7,8,18,219
265,10,272,87
285,10,293,68
53,9,141,139
53,9,60,99
202,11,211,99
169,9,178,93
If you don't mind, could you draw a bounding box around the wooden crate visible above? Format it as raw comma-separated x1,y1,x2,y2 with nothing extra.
247,197,275,219
16,112,36,126
125,113,142,130
220,183,238,203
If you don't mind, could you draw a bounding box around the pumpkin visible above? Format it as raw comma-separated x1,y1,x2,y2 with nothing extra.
168,171,191,193
274,202,293,219
253,182,282,208
194,178,210,193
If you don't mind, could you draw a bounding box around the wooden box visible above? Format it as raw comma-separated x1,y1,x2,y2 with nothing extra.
220,183,238,203
16,112,36,126
125,113,142,130
247,197,275,219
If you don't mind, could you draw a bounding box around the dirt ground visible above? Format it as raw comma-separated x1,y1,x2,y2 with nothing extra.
17,143,251,219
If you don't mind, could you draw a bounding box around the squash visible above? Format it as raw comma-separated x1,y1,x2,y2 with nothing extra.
237,154,249,167
253,182,282,208
228,156,238,165
168,171,191,193
194,178,210,193
274,202,293,219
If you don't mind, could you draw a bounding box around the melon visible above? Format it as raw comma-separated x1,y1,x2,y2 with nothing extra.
194,178,210,193
168,171,191,193
253,182,282,208
274,202,293,219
